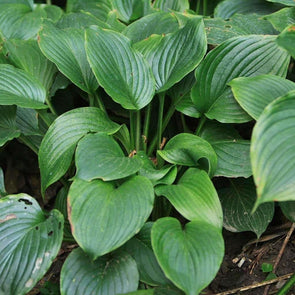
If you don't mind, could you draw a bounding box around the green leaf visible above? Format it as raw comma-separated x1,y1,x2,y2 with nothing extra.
0,64,47,109
3,39,58,91
123,11,179,43
61,248,139,295
0,0,33,8
0,167,6,197
39,107,119,194
200,121,252,177
280,201,295,222
230,75,295,120
267,0,295,6
68,176,154,259
276,24,295,59
85,27,155,110
175,94,201,118
262,263,274,272
265,7,295,32
75,133,143,181
123,222,171,286
153,0,189,12
251,91,295,206
219,178,274,238
214,0,280,19
191,35,290,123
0,105,20,146
38,21,98,94
0,194,63,295
122,288,184,295
152,218,224,295
157,133,218,178
134,15,207,93
41,4,64,23
156,168,223,229
16,108,41,136
0,4,45,40
205,13,278,46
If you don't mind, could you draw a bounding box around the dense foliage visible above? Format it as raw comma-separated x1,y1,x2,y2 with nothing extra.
0,0,295,294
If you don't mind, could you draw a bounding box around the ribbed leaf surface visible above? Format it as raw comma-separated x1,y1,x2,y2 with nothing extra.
277,24,295,58
0,194,63,295
68,176,154,259
61,248,139,295
39,107,119,194
16,108,40,136
85,27,155,110
153,0,189,12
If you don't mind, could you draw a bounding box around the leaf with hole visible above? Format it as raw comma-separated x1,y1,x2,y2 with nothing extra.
0,194,63,295
68,176,154,259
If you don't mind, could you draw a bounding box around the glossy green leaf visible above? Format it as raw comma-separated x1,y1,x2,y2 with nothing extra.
75,133,143,181
156,168,223,229
0,64,47,109
61,248,139,295
251,91,295,206
153,0,189,12
38,22,98,94
191,35,290,123
0,105,20,147
219,178,274,238
0,167,6,197
205,13,278,46
0,194,63,295
68,176,154,259
3,39,57,91
16,108,41,136
123,11,179,44
230,75,295,120
175,94,201,118
39,107,119,194
276,24,295,58
157,133,217,178
134,15,206,93
123,222,171,286
152,218,224,295
280,201,295,222
0,4,45,40
265,7,295,32
85,27,155,110
214,0,280,19
267,0,295,6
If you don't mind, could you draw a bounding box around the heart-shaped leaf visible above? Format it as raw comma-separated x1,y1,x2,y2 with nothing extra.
0,194,63,295
280,201,295,222
75,133,143,181
265,7,295,32
152,218,224,295
39,107,120,194
191,35,290,123
0,4,45,40
251,91,295,207
85,26,155,110
123,222,171,286
156,168,223,229
61,248,139,295
0,64,47,109
68,176,154,259
3,39,57,91
219,178,274,238
277,24,295,59
230,75,295,120
38,21,98,94
157,133,217,178
153,0,189,12
0,105,20,146
134,15,207,93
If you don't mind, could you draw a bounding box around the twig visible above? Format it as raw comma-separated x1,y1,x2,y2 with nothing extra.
214,273,293,295
263,222,295,295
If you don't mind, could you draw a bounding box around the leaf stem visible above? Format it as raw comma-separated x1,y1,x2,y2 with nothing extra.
135,110,141,151
203,0,208,15
143,104,151,153
157,92,165,150
195,115,207,136
130,111,136,150
45,96,57,116
46,0,52,5
196,0,201,14
18,135,38,155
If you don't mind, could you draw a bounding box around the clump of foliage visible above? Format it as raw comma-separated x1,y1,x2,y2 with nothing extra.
0,0,295,294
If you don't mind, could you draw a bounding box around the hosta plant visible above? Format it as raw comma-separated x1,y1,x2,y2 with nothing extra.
0,0,295,294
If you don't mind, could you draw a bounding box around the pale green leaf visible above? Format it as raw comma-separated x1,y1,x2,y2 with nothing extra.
276,24,295,58
0,194,63,295
267,0,295,6
0,0,33,8
153,0,189,12
68,176,154,259
265,7,295,32
41,4,64,23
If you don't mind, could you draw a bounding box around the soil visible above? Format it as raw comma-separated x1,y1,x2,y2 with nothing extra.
2,140,295,295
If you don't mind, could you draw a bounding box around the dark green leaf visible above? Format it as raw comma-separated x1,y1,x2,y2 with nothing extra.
68,176,154,259
157,133,218,178
156,168,223,229
152,218,224,295
16,108,41,136
175,94,201,118
265,7,295,32
230,74,295,120
153,0,189,12
276,24,295,58
61,248,139,295
280,201,295,222
251,91,295,206
39,107,119,194
267,0,295,6
0,194,63,295
219,178,274,238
